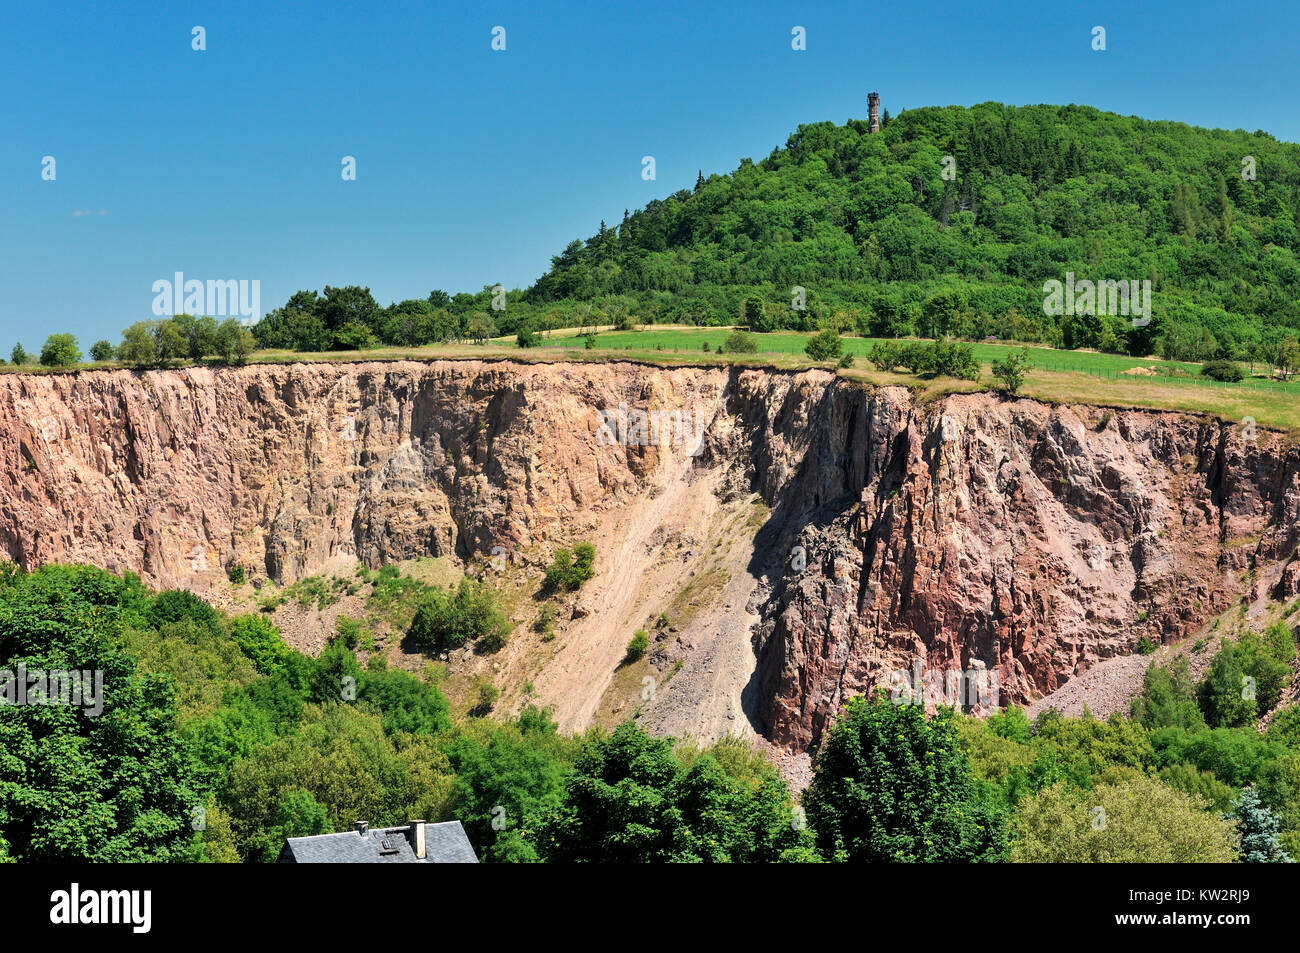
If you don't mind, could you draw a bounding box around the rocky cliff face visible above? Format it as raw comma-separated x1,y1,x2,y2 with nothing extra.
0,360,727,589
737,382,1300,750
1,359,1296,752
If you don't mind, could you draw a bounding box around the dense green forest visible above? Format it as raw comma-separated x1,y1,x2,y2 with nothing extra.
0,563,1295,862
241,103,1300,365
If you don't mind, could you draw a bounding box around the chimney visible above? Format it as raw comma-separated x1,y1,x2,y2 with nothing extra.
355,821,368,836
408,820,427,859
868,91,881,134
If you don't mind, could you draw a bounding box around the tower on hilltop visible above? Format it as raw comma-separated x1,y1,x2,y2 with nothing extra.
868,92,881,133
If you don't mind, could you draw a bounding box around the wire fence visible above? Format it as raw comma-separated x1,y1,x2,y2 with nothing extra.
547,332,1300,395
1031,361,1300,393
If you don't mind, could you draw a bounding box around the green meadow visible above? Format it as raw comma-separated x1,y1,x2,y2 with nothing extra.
495,326,1300,432
15,325,1297,432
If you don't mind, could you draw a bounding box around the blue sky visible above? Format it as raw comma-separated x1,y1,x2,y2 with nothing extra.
3,0,1297,349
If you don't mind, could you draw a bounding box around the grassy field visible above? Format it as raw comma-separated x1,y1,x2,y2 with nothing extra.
489,326,1300,430
531,325,1263,379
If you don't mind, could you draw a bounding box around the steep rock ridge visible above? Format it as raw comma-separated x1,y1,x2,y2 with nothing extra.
750,390,1300,750
0,360,1296,754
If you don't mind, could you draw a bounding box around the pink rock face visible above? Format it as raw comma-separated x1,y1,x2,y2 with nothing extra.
749,387,1300,751
0,360,728,590
0,360,1296,754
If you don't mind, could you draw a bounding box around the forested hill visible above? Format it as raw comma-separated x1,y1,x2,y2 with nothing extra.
525,103,1300,360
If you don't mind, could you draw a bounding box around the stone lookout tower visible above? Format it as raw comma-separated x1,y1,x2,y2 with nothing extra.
868,92,881,133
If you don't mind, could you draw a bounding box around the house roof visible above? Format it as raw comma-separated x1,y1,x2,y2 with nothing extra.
281,821,478,864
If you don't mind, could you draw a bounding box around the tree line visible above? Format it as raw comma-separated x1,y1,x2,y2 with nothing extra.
0,561,1294,863
5,316,257,370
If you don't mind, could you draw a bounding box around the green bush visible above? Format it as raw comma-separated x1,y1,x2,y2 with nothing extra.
723,330,758,353
1201,360,1244,382
1131,659,1206,731
307,640,363,704
1152,725,1285,788
991,347,1031,394
890,340,980,380
1157,762,1236,812
804,329,843,362
358,660,451,736
543,542,596,592
334,615,368,651
897,341,930,373
1236,628,1294,714
624,629,649,663
229,614,292,676
986,705,1032,743
930,340,980,380
407,578,511,652
803,692,1007,862
89,340,116,362
332,321,376,350
1022,708,1155,790
1264,620,1297,662
474,680,500,714
1267,703,1300,748
533,603,556,638
867,340,902,371
1010,775,1237,862
39,333,82,367
530,723,812,862
149,588,221,635
1198,626,1295,727
1197,642,1257,727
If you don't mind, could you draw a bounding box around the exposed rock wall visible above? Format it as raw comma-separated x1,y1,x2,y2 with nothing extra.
740,382,1300,750
1,359,1296,752
0,360,727,589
